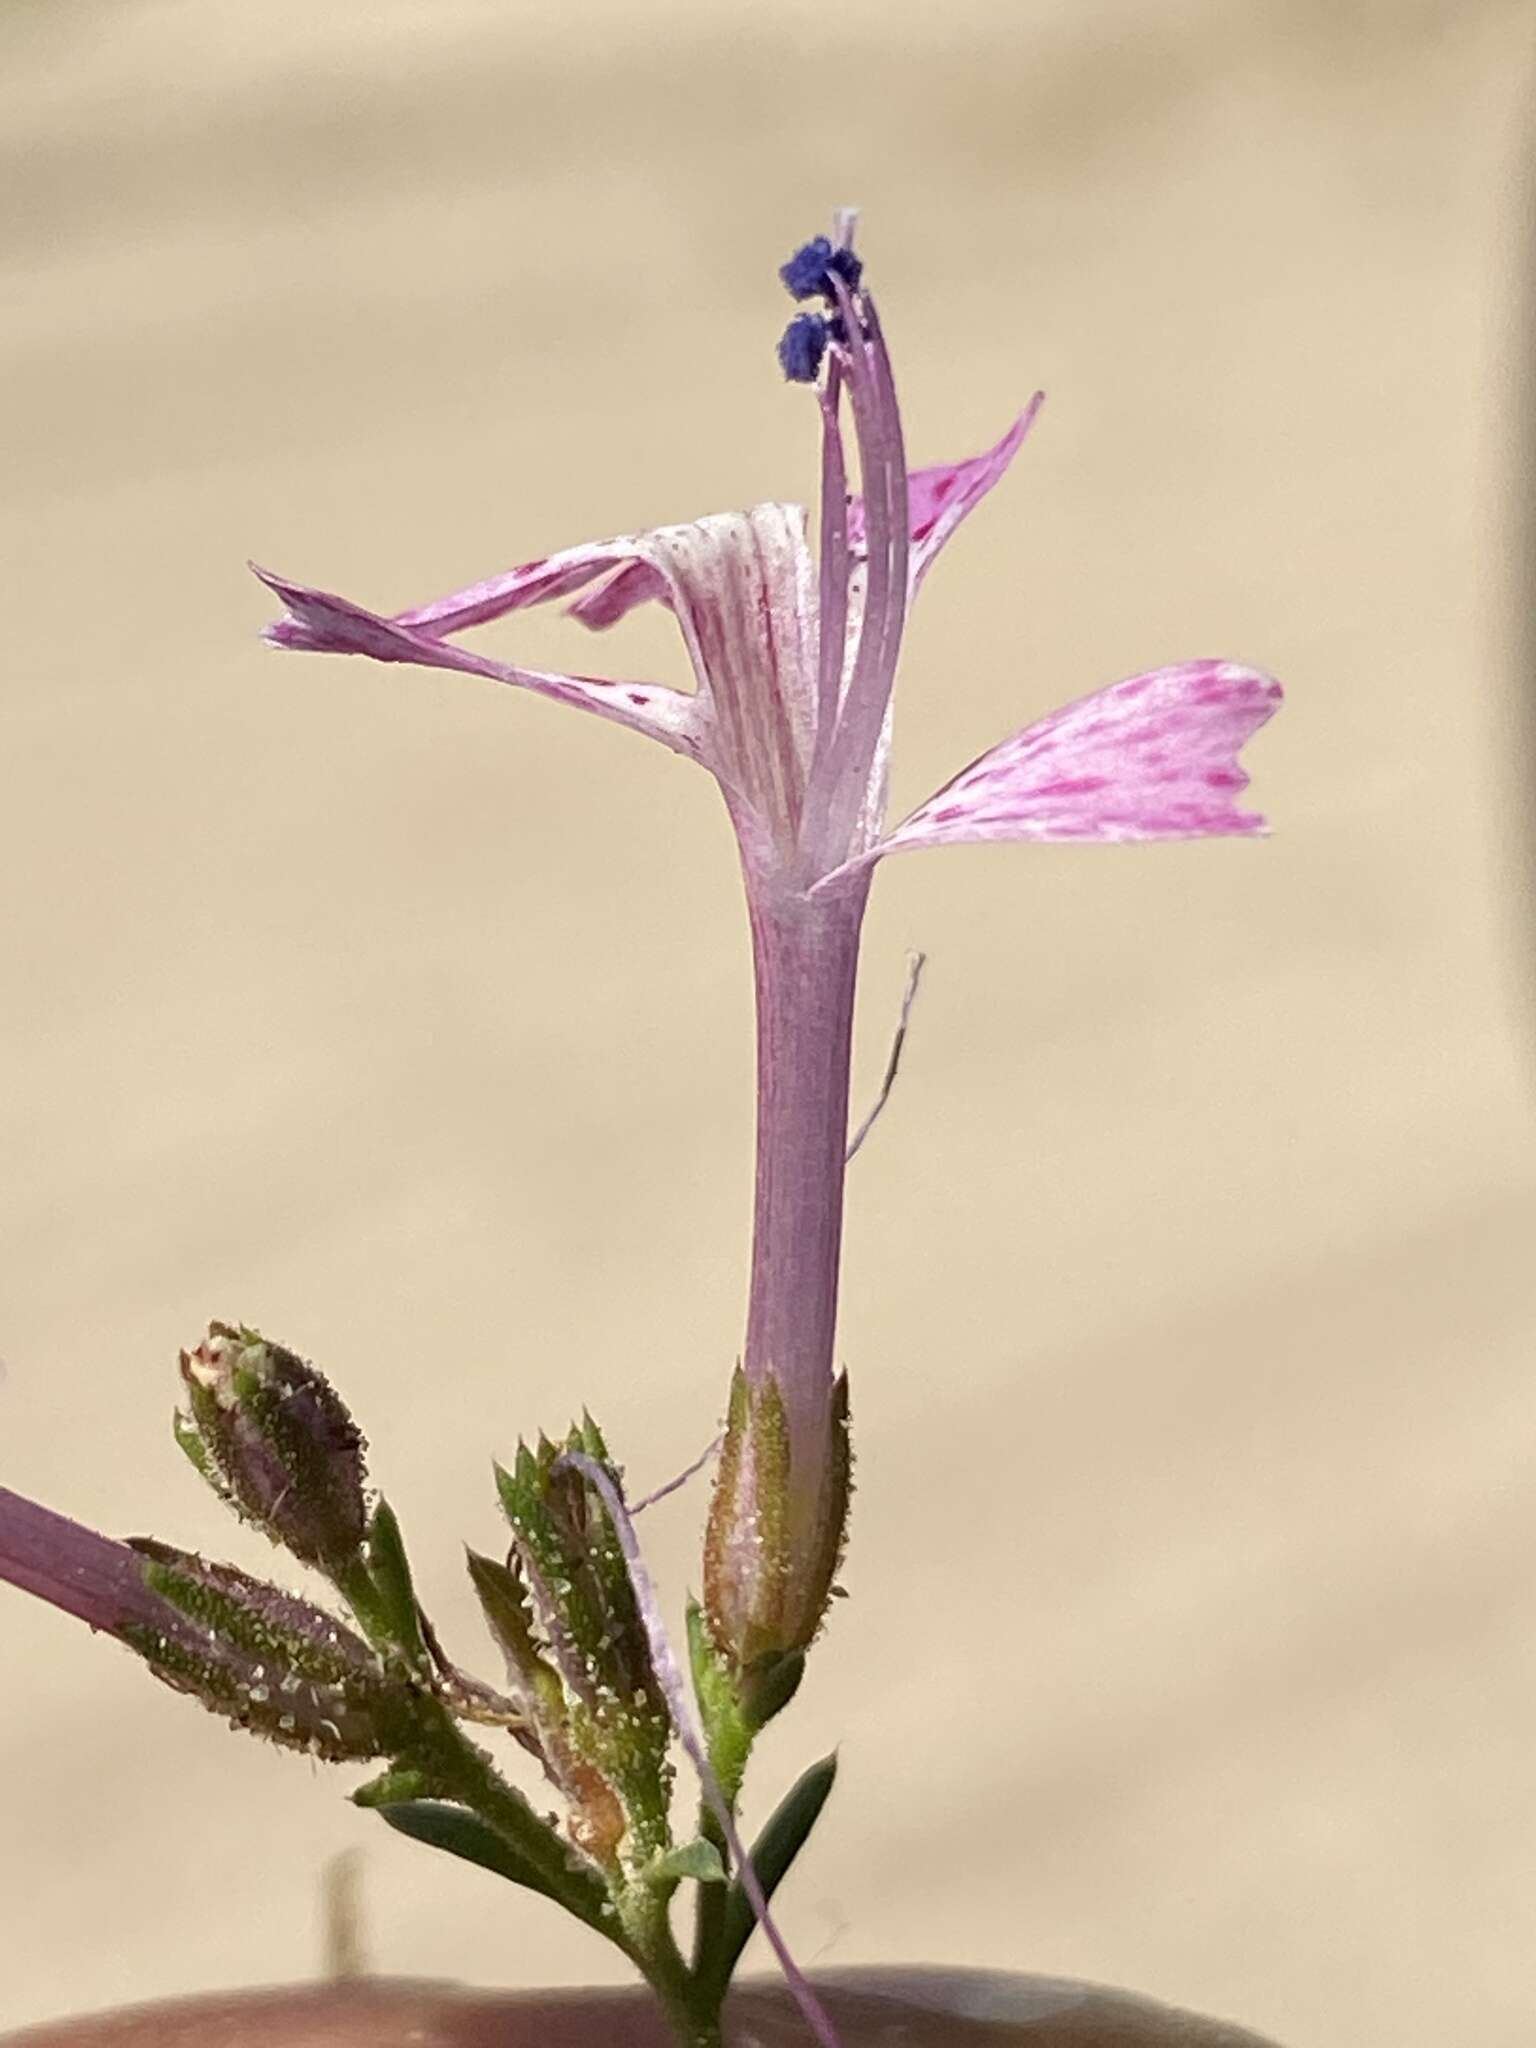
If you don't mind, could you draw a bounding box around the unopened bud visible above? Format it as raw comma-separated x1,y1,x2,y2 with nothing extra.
491,1417,673,1866
495,1422,663,1725
124,1539,417,1762
702,1368,850,1723
177,1322,367,1574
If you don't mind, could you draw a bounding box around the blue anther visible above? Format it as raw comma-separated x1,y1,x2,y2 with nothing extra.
825,244,863,292
779,237,864,303
780,237,835,301
777,312,828,383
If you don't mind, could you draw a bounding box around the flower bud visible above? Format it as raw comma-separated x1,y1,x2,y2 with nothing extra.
702,1368,850,1723
124,1539,418,1762
176,1322,367,1574
490,1418,673,1866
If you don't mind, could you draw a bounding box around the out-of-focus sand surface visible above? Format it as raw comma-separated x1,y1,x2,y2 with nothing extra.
2,2,1533,2042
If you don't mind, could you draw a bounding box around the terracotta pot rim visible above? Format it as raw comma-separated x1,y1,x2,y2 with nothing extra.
0,1964,1284,2048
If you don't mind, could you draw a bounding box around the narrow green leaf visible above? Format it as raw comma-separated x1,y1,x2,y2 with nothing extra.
373,1800,614,1935
703,1753,839,1998
366,1498,427,1664
377,1800,562,1901
466,1549,537,1662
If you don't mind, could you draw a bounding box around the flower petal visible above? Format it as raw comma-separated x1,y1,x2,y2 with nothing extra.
846,397,1044,585
634,505,820,855
390,545,664,638
255,566,701,757
813,661,1281,888
565,559,672,630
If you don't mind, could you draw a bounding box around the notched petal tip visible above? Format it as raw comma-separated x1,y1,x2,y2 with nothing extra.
818,660,1282,887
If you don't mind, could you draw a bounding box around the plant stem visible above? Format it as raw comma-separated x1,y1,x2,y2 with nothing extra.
618,1879,722,2048
691,1796,732,1981
413,1707,725,2046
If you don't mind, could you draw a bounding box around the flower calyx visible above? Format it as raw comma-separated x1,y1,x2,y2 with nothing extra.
124,1539,424,1762
701,1367,851,1735
479,1418,674,1872
176,1322,368,1577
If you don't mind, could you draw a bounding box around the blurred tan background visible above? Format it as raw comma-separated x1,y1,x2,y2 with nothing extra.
3,0,1534,2042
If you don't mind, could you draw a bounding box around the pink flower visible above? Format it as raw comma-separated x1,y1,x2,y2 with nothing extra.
0,219,1281,2048
256,219,1279,1671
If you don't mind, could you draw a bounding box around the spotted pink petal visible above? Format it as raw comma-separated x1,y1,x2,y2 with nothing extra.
255,566,700,757
814,661,1281,889
565,558,672,630
389,545,670,640
846,398,1044,585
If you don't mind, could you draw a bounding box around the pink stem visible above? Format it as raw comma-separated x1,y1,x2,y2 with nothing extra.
740,878,870,1478
0,1486,163,1635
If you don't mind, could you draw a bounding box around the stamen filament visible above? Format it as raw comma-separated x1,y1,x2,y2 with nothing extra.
803,281,910,866
814,354,849,751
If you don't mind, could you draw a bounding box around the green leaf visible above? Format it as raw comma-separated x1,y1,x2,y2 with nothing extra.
365,1498,427,1665
643,1837,727,1888
702,1752,838,1998
373,1800,614,1935
376,1800,561,1898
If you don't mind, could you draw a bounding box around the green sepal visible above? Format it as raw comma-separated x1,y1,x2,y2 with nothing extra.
567,1417,644,1676
700,1751,839,2000
801,1368,853,1651
701,1371,792,1669
737,1647,805,1732
364,1498,427,1666
372,1799,614,1935
642,1836,727,1889
172,1409,222,1493
139,1551,362,1687
496,1445,606,1681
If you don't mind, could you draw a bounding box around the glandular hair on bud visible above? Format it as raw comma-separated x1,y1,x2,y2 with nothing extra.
488,1423,675,1869
702,1368,851,1695
124,1540,417,1763
178,1322,368,1574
